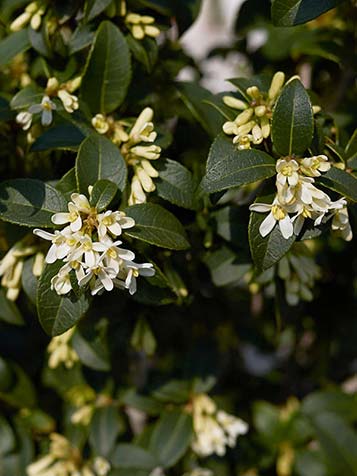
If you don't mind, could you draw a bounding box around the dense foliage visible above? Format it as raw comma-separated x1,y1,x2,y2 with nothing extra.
0,0,357,475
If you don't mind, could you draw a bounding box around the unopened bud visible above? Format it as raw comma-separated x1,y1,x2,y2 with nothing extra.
268,71,285,101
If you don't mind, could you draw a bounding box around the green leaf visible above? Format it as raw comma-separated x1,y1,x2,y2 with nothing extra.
253,401,283,446
202,135,276,193
37,262,91,336
204,247,251,287
28,23,51,58
76,135,127,194
124,203,190,250
0,363,37,408
302,390,357,423
126,35,158,73
10,85,42,110
89,407,119,456
249,194,296,271
152,380,192,404
177,82,225,138
0,415,16,455
111,444,158,471
0,357,14,392
0,29,31,66
0,179,67,228
271,0,345,27
149,410,193,468
155,159,195,209
89,180,118,211
318,167,357,202
305,412,357,475
121,390,164,415
31,124,85,152
294,449,327,476
81,21,131,114
85,0,112,21
56,168,78,199
0,289,24,325
272,78,313,156
68,23,95,54
72,329,110,371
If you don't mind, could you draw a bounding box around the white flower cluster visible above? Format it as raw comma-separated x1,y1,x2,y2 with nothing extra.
92,107,161,205
0,239,44,301
47,328,79,369
16,76,80,130
27,433,110,476
191,394,248,457
222,72,286,150
33,191,155,297
250,156,352,241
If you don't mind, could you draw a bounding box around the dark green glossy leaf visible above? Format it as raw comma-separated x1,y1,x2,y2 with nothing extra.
89,406,119,456
318,167,357,202
126,35,158,73
76,135,127,193
89,180,118,211
155,159,195,209
85,0,112,21
271,0,345,27
272,78,313,156
10,85,42,110
125,203,189,250
205,247,251,287
249,194,296,271
202,134,276,193
149,410,193,468
305,412,357,475
0,415,16,455
0,289,24,325
72,329,110,371
0,179,67,228
111,444,158,471
56,168,78,199
81,21,131,114
31,124,85,151
37,261,91,336
0,29,30,66
177,82,225,138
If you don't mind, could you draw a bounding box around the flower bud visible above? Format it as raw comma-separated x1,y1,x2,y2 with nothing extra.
223,96,247,110
268,71,285,101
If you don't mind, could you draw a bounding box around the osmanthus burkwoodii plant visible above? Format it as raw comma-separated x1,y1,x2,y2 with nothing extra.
0,0,357,476
201,71,357,304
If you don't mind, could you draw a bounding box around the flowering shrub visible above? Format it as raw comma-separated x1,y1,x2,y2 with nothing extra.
0,1,357,475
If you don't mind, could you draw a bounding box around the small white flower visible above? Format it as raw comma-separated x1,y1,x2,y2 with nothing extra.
122,261,155,295
97,210,135,239
331,205,353,241
47,327,79,369
250,199,294,239
16,111,33,130
57,89,79,113
29,95,56,126
92,114,110,134
93,457,111,476
51,268,73,295
79,256,118,295
92,239,135,273
128,175,147,205
299,155,331,177
51,193,91,232
33,227,75,263
276,158,300,187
